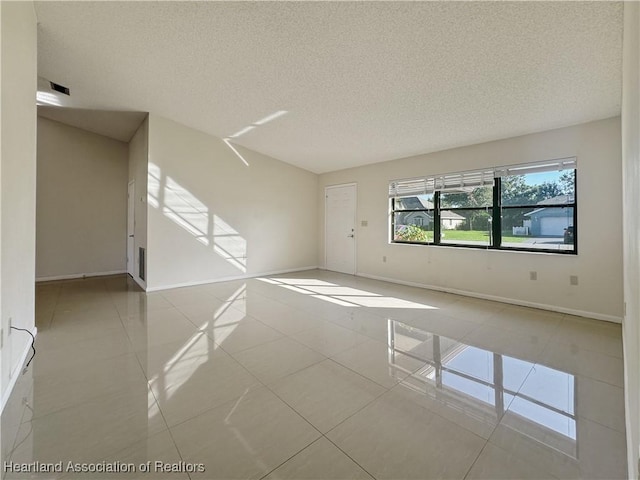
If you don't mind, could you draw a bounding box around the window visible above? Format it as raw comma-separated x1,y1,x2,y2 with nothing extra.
389,158,577,254
391,194,434,243
440,186,493,247
500,169,575,251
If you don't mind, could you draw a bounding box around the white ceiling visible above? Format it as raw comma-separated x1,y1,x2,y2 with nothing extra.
35,1,623,174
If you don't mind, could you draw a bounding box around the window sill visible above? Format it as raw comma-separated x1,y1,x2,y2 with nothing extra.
388,241,577,256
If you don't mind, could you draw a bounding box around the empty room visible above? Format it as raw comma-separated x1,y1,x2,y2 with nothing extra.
1,1,640,479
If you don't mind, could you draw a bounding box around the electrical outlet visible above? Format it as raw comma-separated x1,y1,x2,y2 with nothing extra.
361,220,368,227
570,275,579,286
529,271,537,281
382,256,387,263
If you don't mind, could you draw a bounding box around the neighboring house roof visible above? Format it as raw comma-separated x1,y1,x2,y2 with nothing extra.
405,211,433,219
441,210,464,220
396,196,434,210
536,194,574,205
397,197,465,221
524,194,574,217
524,208,544,217
418,198,434,209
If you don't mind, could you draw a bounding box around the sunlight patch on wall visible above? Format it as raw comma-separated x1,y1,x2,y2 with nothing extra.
214,215,247,273
222,138,250,167
147,163,247,273
36,91,63,106
222,110,288,166
164,176,210,246
148,162,161,208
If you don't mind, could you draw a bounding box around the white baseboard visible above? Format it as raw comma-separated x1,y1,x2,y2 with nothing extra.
356,272,622,324
1,327,38,414
145,266,319,292
36,270,126,282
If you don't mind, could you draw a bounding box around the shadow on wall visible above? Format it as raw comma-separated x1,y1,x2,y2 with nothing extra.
147,162,247,273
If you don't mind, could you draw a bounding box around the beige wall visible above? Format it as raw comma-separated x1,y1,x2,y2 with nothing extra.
146,114,318,291
623,2,640,477
36,117,128,280
1,1,37,408
128,116,149,289
319,117,623,322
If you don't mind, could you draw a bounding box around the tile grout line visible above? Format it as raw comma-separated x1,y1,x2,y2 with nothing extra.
461,438,491,480
128,340,192,478
106,276,192,476
321,435,379,480
260,375,382,480
256,437,325,480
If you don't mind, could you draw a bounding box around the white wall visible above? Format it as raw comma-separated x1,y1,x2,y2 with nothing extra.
0,1,37,408
319,117,623,322
36,117,128,280
622,2,640,478
128,116,149,289
1,0,4,411
146,114,318,290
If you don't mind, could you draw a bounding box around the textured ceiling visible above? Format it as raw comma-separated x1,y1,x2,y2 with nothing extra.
38,107,146,142
35,1,623,174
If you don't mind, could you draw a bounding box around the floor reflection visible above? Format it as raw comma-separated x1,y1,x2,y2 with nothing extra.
2,271,626,479
388,319,577,458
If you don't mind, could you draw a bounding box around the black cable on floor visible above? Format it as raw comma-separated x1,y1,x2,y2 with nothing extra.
10,326,36,371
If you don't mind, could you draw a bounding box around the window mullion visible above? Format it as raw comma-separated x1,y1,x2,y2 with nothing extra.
434,192,441,245
573,169,578,254
390,197,395,243
492,178,502,248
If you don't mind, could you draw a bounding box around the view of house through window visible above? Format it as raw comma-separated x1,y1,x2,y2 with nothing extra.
392,194,434,243
500,169,575,251
390,159,577,254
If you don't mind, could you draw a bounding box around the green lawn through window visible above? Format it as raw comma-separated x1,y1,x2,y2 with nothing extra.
442,230,526,243
395,228,527,244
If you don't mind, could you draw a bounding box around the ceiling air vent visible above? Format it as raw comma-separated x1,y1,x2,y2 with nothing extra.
49,81,70,96
37,77,72,106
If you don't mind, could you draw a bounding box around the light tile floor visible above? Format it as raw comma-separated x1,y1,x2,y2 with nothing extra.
1,270,627,479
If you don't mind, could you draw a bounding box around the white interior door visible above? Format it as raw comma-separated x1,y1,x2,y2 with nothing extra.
127,181,135,276
325,184,356,274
